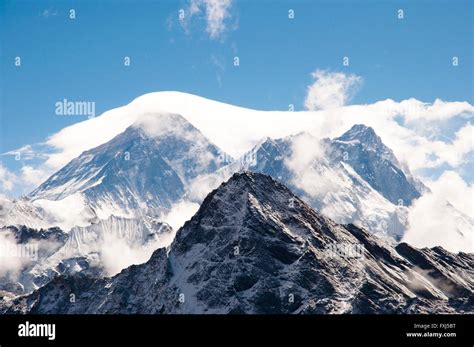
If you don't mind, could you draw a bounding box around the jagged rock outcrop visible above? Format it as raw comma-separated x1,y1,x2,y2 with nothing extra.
2,173,472,314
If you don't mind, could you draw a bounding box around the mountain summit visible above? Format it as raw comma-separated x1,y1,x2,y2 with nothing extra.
29,113,232,219
5,172,472,314
336,124,382,146
204,130,410,238
329,124,423,205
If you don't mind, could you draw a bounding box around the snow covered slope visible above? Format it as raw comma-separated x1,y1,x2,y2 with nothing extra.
3,93,470,254
0,215,173,294
0,195,96,230
33,215,174,278
328,124,424,206
4,173,472,314
188,126,471,248
0,197,51,230
29,113,231,220
190,131,409,239
0,225,68,294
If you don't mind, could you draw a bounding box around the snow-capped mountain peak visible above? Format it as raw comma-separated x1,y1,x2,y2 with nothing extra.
329,124,423,206
4,172,472,314
336,124,380,143
28,112,232,221
199,131,409,239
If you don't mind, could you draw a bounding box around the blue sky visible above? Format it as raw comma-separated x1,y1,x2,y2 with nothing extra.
0,0,473,194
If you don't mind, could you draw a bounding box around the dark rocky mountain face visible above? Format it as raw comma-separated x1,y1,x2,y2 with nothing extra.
214,132,409,238
3,225,67,245
328,124,422,206
3,173,472,314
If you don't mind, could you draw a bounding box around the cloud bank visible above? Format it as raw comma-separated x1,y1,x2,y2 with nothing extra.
3,90,473,197
402,171,473,253
1,70,472,253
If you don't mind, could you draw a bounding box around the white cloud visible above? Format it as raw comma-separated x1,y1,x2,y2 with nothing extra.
0,162,52,196
159,200,200,230
203,0,233,39
0,163,17,193
1,86,472,254
187,170,229,203
0,231,35,279
182,0,235,39
304,70,363,111
284,133,334,199
403,193,474,253
399,98,474,123
424,171,473,218
3,144,37,160
426,124,473,168
96,224,176,277
296,99,473,173
38,92,320,169
1,144,52,194
33,194,96,231
20,166,50,187
99,234,163,276
389,123,473,171
5,91,473,197
402,171,474,253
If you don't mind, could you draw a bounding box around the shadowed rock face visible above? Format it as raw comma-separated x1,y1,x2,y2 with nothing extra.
3,173,473,314
210,128,414,239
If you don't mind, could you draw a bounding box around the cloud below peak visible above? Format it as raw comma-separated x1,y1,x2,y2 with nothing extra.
402,170,474,253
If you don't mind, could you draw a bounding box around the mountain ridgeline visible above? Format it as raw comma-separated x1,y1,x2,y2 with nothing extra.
8,119,424,239
1,112,472,311
204,126,422,239
29,113,232,218
328,124,423,206
3,173,472,314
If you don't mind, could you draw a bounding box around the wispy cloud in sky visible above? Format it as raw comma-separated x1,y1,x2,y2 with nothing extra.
202,0,233,39
181,0,235,40
39,7,58,18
